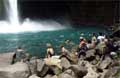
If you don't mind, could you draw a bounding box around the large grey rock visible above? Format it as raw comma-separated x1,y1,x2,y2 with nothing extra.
64,69,76,78
0,52,15,67
101,67,120,78
99,56,112,69
83,62,99,78
60,57,71,69
0,62,30,78
44,74,52,78
70,65,88,78
37,64,49,77
59,73,73,78
50,66,62,75
28,59,37,74
37,59,45,72
28,59,46,75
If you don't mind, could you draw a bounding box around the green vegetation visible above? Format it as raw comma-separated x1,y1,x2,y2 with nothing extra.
0,0,4,19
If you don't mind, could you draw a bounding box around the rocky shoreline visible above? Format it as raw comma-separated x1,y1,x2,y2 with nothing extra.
0,48,120,78
0,31,120,78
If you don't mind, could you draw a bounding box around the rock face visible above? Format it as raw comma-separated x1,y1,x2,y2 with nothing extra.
0,62,30,78
0,52,15,67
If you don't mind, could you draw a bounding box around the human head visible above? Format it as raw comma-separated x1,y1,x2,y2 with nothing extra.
46,43,52,48
99,32,103,36
17,46,22,49
88,40,91,44
79,37,84,41
60,45,64,49
92,33,96,36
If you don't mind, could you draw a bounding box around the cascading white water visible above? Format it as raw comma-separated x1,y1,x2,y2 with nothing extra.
0,0,66,33
8,0,19,26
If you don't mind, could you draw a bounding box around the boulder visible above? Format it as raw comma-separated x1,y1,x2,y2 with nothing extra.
29,74,41,78
44,74,53,78
70,65,88,78
44,56,62,69
83,62,99,78
58,73,73,78
99,56,112,69
49,66,62,75
28,59,37,74
37,59,45,72
64,69,76,78
51,75,58,78
102,67,120,78
37,64,49,77
60,57,71,69
83,67,99,78
0,52,15,67
0,62,30,78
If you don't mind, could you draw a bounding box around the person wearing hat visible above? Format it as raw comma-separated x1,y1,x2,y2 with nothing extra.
46,43,54,58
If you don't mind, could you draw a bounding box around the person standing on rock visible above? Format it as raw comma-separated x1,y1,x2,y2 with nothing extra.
12,46,26,63
46,43,54,58
97,32,105,43
91,33,97,45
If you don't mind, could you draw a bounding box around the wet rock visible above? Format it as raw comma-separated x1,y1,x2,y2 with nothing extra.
0,62,30,78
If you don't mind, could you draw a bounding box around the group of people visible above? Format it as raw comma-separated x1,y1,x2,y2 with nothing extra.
46,32,119,61
11,32,119,64
78,32,119,59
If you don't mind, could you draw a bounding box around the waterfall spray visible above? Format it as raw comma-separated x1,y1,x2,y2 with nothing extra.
0,0,66,33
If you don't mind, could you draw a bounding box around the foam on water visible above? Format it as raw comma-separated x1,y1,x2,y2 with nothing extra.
0,20,66,33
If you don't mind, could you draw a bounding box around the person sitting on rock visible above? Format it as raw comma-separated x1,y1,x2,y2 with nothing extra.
86,40,96,49
97,32,105,43
60,45,69,57
46,43,54,58
96,39,107,58
78,37,88,58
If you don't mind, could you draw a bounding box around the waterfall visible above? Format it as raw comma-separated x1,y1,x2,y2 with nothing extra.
0,0,66,33
8,0,20,26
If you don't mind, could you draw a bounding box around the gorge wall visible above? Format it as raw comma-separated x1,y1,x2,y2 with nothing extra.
0,0,119,26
